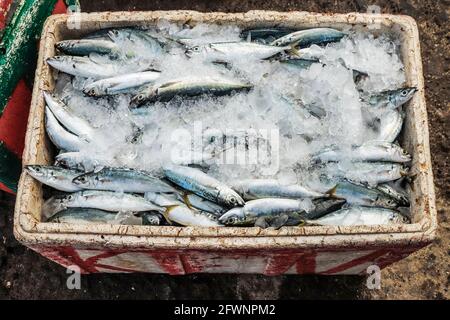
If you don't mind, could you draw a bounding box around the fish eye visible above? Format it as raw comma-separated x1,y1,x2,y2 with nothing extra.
401,90,408,96
227,216,237,224
229,197,237,204
78,176,86,182
35,167,40,172
193,46,200,52
67,195,73,200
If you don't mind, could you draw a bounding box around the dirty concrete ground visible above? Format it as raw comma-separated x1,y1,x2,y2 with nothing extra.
0,0,448,300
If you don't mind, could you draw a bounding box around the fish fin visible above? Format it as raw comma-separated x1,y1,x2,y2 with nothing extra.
93,165,105,173
161,205,178,225
270,214,290,230
254,216,269,229
182,192,194,210
286,40,302,57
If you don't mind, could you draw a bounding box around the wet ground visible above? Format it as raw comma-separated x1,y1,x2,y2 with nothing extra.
0,0,448,299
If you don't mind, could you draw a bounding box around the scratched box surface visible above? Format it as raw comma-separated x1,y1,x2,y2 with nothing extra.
14,11,437,274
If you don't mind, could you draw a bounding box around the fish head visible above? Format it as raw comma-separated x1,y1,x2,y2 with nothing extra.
142,212,162,225
185,45,204,58
25,165,51,180
221,189,245,207
46,55,69,68
218,207,246,225
55,41,72,52
83,85,101,97
131,88,155,106
390,212,410,224
391,87,417,107
393,146,412,162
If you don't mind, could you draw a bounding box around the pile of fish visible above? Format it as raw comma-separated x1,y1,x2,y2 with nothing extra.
26,24,416,228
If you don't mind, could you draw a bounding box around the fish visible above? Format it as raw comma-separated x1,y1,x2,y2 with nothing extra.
280,57,319,69
240,28,297,42
163,164,245,207
55,39,119,56
312,141,411,163
361,87,417,109
47,208,163,225
308,206,409,226
46,55,151,79
43,91,94,139
48,208,121,224
185,41,296,62
281,57,368,84
107,28,165,56
83,70,161,96
219,198,311,226
176,192,227,216
375,109,404,142
25,165,82,192
131,77,252,106
72,167,175,193
326,180,399,208
164,205,223,227
231,179,324,200
271,28,345,47
301,198,347,220
141,212,165,225
51,190,163,213
55,152,114,171
329,162,409,185
376,183,410,206
45,107,87,152
259,197,347,228
145,192,222,226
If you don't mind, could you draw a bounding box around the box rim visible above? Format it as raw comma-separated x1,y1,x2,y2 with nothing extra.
14,11,437,250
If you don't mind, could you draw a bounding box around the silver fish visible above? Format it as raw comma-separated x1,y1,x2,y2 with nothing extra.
53,190,163,213
185,42,293,62
45,107,87,152
232,179,324,200
48,208,161,225
330,162,409,185
326,180,399,208
163,164,245,207
72,167,175,193
107,28,164,57
362,87,417,109
55,39,119,56
271,28,345,47
376,109,404,142
376,183,410,206
145,192,222,227
83,70,161,96
43,91,94,139
313,141,411,163
131,77,252,106
25,165,82,192
176,192,226,216
47,55,150,79
309,206,408,226
48,208,120,224
219,198,311,226
164,205,223,227
55,152,113,171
